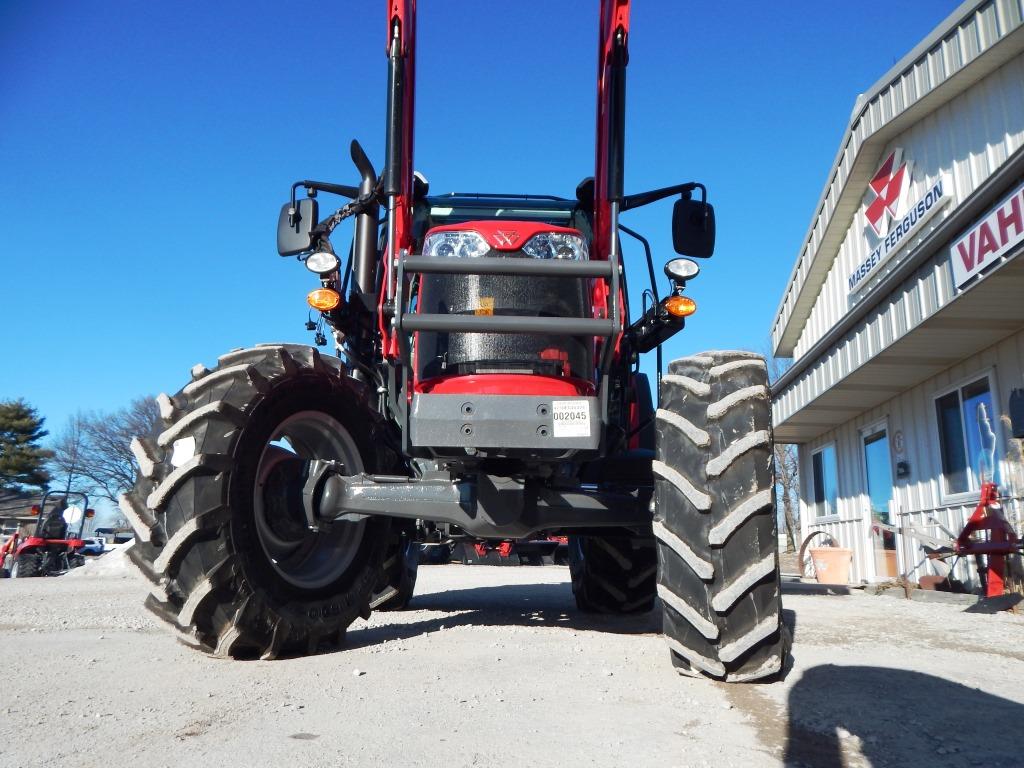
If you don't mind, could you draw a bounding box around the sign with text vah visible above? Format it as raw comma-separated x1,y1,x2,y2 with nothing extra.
951,179,1024,289
848,149,951,295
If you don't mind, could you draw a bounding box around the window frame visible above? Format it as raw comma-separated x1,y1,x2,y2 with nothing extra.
932,368,1001,504
809,442,840,521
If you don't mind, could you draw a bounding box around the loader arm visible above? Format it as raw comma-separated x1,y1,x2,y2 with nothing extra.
380,0,417,358
594,0,630,263
593,0,631,372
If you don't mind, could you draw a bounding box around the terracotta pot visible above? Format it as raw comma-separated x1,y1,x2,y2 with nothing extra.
809,547,853,585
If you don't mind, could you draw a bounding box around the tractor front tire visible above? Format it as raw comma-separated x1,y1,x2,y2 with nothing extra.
654,351,788,682
568,534,657,614
122,344,394,659
12,553,42,578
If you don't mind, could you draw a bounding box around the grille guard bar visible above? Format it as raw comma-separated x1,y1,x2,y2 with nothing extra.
402,255,613,277
402,314,616,336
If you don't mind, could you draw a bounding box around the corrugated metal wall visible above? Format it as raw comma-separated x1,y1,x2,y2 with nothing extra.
799,328,1024,585
773,53,1024,429
792,53,1024,360
772,0,1024,357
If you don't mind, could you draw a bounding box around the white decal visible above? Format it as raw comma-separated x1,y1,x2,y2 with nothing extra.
551,400,591,438
170,436,197,468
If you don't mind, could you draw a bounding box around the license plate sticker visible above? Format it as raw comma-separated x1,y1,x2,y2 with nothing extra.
551,400,591,438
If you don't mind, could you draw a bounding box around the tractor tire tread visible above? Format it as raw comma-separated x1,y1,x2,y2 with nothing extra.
656,350,786,682
125,344,391,659
569,535,657,614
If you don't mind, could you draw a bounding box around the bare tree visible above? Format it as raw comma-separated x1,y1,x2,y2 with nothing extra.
775,442,800,552
49,414,89,496
49,397,161,504
764,348,800,553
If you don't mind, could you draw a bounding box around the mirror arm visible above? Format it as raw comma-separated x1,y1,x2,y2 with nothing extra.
619,224,658,303
620,181,704,212
295,179,362,200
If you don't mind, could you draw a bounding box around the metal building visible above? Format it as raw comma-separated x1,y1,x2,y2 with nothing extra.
771,0,1024,585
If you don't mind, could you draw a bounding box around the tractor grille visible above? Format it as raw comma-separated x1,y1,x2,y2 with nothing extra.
415,254,594,382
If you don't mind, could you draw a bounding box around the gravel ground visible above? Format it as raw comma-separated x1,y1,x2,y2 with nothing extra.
1,550,1023,768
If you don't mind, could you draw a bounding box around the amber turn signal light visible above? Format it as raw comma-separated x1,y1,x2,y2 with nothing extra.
307,288,341,311
664,295,697,318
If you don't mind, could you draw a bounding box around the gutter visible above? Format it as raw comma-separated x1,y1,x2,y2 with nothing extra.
771,145,1024,397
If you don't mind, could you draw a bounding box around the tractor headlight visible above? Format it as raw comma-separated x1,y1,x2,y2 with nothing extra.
521,232,589,260
422,230,490,258
304,251,340,274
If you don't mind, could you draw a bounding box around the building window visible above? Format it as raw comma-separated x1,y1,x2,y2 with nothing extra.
811,444,838,518
935,375,997,495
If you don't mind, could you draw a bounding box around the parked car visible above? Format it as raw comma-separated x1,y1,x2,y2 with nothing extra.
81,537,106,556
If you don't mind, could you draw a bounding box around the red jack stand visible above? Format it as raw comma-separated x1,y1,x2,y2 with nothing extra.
955,481,1022,598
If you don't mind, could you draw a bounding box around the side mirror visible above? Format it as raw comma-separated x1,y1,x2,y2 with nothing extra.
672,197,715,257
277,197,319,256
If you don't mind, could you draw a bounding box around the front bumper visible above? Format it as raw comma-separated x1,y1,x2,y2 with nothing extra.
409,393,601,454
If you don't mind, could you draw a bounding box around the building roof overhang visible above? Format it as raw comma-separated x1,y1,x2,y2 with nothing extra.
771,2,1024,357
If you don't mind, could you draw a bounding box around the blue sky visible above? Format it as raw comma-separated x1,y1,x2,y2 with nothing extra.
1,0,958,442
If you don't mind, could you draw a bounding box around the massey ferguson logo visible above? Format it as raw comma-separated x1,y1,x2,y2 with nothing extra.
865,149,909,236
493,230,520,247
847,148,952,295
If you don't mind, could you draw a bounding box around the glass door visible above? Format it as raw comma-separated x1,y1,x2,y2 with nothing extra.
863,425,897,578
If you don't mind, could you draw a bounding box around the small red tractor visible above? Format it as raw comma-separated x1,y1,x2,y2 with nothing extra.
0,492,94,578
123,0,786,681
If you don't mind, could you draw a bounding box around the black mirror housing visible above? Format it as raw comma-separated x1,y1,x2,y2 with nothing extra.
672,197,715,257
277,197,319,256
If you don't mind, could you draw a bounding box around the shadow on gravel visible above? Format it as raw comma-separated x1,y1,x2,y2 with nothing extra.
344,582,661,651
964,593,1023,613
784,664,1024,767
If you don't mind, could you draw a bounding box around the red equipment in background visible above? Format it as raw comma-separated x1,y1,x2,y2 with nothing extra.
1,491,94,578
459,536,570,567
924,403,1024,598
954,481,1023,598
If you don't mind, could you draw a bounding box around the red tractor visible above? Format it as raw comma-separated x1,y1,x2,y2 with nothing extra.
123,0,786,681
1,492,94,578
